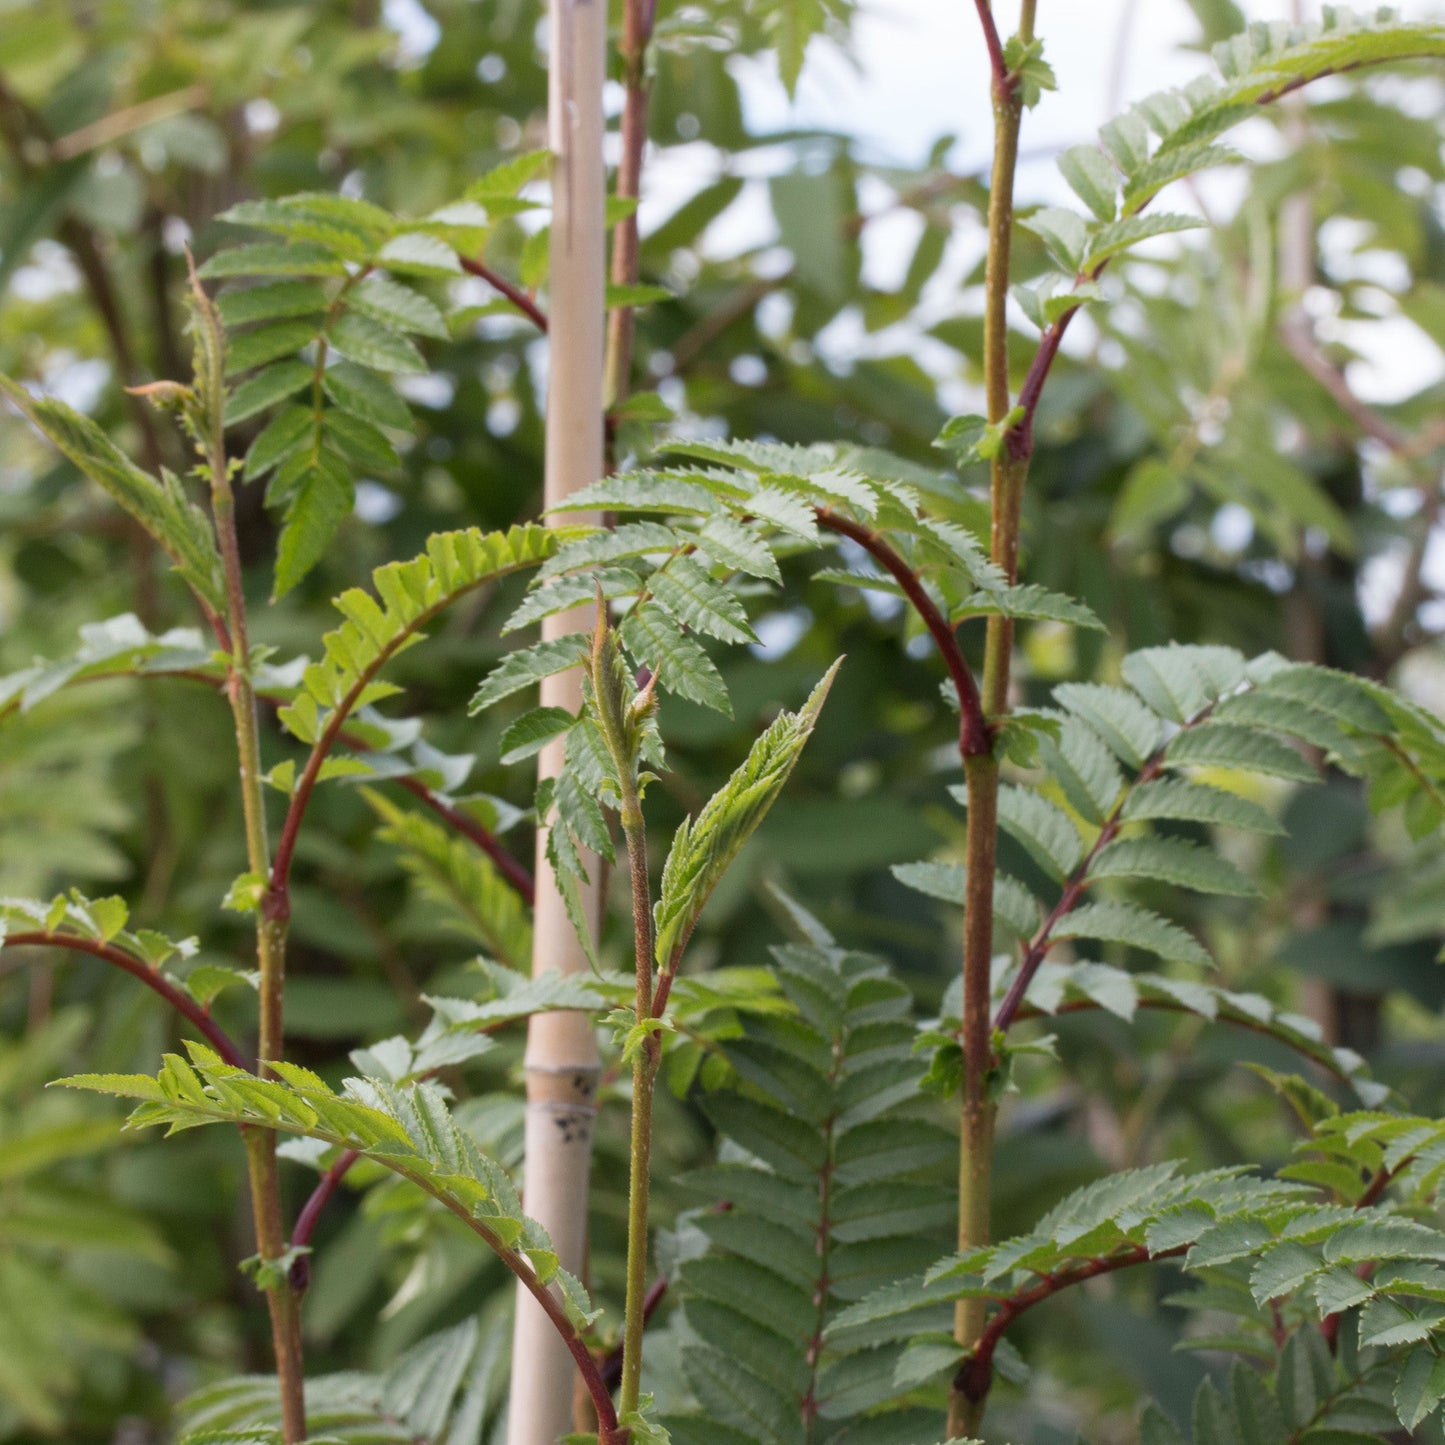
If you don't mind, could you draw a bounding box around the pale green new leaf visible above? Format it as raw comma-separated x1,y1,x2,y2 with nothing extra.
0,377,225,613
653,662,839,970
61,1048,595,1331
620,605,731,714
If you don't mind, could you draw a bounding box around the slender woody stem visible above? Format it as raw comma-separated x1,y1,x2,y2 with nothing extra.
994,749,1169,1033
604,0,657,410
951,3,1036,1433
2,933,246,1069
618,783,660,1422
194,280,306,1444
814,508,990,758
956,1244,1188,1405
600,1277,669,1389
459,255,549,333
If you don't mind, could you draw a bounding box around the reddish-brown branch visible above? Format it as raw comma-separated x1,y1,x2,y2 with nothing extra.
1009,305,1079,460
650,965,678,1020
599,1275,669,1390
268,575,541,915
956,1243,1188,1403
1006,66,1443,464
1014,997,1356,1087
286,1146,360,1291
1318,1155,1412,1348
413,1183,620,1441
604,0,658,410
1357,1156,1409,1210
292,1148,359,1253
4,932,248,1069
392,774,536,904
993,747,1167,1032
459,256,549,333
814,507,991,758
971,0,1009,89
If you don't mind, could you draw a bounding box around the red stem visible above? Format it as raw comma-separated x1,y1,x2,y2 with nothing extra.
4,932,248,1069
993,749,1167,1032
459,256,549,333
291,1148,359,1253
269,579,538,915
971,0,1009,89
1021,997,1357,1086
814,507,991,758
957,1243,1188,1403
286,1146,360,1291
1318,1155,1412,1348
1009,305,1078,460
393,774,535,905
599,1275,669,1389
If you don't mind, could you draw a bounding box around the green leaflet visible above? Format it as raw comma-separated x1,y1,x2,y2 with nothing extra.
178,1312,509,1444
60,1045,594,1322
1089,836,1260,896
273,450,354,598
0,376,225,612
365,793,531,969
1166,723,1321,784
653,661,839,970
1053,898,1212,967
1119,778,1283,834
620,605,731,714
469,634,590,716
950,582,1104,632
1122,644,1246,723
663,945,954,1445
890,861,1040,941
1054,681,1163,766
984,783,1084,881
349,273,450,340
1037,714,1126,823
278,524,559,743
648,555,759,644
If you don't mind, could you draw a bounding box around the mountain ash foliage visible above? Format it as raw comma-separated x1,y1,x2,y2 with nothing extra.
1,2,1445,1443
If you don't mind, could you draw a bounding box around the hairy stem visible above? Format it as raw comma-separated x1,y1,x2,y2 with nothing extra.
600,1277,669,1389
242,1128,308,1440
604,0,657,410
199,320,306,1442
953,750,999,1439
618,781,660,1422
952,3,1035,1432
979,0,1033,716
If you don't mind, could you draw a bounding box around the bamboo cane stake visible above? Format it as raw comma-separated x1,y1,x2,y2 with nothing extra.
506,0,608,1440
